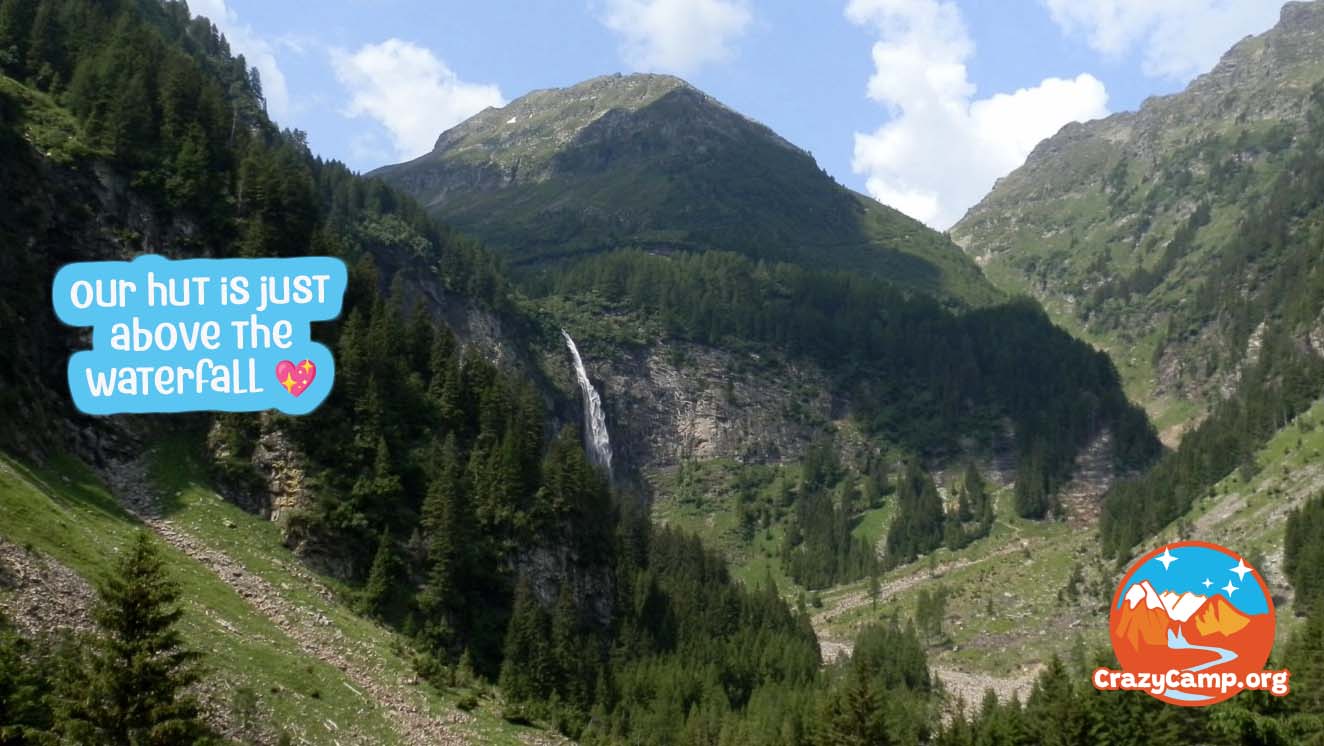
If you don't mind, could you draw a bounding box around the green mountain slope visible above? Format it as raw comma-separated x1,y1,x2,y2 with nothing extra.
0,448,546,745
946,0,1324,563
952,0,1324,434
372,73,999,305
0,2,840,742
15,2,1324,743
372,74,1162,531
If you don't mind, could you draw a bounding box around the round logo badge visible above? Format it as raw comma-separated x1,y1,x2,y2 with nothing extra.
1107,541,1276,706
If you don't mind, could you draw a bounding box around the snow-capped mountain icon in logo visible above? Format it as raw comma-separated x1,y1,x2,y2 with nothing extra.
1107,541,1276,706
1115,579,1253,651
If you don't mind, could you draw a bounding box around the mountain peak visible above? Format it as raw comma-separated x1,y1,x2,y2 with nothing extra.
372,74,1001,303
1157,589,1208,622
425,71,715,160
1194,595,1252,637
1124,579,1164,610
1282,0,1324,27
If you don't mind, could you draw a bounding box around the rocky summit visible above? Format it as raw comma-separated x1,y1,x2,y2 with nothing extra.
373,73,999,304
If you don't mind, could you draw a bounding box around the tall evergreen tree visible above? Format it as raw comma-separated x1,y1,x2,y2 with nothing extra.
351,436,403,529
885,460,945,566
361,528,403,621
416,435,470,653
24,0,59,88
54,533,207,745
0,0,33,74
1285,492,1324,615
498,578,554,704
815,672,894,746
1285,607,1324,717
0,609,50,742
1014,442,1052,520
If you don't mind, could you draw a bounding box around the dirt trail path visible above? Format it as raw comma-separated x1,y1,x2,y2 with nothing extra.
810,540,1028,658
104,458,472,746
810,539,1042,707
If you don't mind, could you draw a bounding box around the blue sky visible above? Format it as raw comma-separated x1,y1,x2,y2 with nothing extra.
1119,545,1269,616
191,0,1287,229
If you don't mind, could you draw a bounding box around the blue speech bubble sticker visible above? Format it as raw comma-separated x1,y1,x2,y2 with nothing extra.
52,255,347,415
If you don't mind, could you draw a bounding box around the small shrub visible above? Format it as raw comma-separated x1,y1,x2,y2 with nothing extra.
502,704,534,726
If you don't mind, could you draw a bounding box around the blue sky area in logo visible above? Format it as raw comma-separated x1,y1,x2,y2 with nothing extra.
1118,545,1269,616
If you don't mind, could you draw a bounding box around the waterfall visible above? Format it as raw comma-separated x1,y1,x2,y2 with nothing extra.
561,330,613,477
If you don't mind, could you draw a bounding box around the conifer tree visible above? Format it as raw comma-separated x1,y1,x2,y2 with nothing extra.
335,309,368,400
361,528,402,621
24,0,59,88
435,355,465,435
885,460,945,565
498,578,553,704
166,123,211,213
1286,607,1324,716
0,609,50,742
417,435,469,651
426,327,456,402
352,436,403,527
1285,492,1324,614
1024,656,1088,745
1014,443,1051,519
0,0,33,74
55,533,207,745
550,584,590,713
816,672,893,746
958,461,982,523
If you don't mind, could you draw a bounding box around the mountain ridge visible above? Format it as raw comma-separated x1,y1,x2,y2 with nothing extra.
952,0,1324,425
427,73,804,168
373,72,1002,305
1117,579,1254,652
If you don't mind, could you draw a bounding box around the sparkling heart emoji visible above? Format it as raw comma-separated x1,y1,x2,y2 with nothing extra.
275,359,316,397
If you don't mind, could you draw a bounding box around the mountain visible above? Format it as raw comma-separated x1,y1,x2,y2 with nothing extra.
1158,589,1209,622
372,73,999,305
949,0,1324,557
1193,595,1253,637
953,1,1324,430
370,75,1160,514
1116,580,1176,650
0,2,841,742
1116,580,1251,653
366,72,1170,626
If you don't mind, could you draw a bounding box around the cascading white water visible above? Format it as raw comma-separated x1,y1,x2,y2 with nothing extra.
561,329,613,477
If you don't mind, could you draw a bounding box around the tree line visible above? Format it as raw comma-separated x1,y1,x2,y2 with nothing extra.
542,249,1160,521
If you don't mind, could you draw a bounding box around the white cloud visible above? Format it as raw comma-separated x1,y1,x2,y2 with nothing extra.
600,0,752,74
189,0,291,121
1042,0,1283,81
331,39,505,162
847,0,1109,229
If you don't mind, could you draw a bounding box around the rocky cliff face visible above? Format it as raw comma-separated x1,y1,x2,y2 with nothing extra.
558,340,837,474
546,337,1147,512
